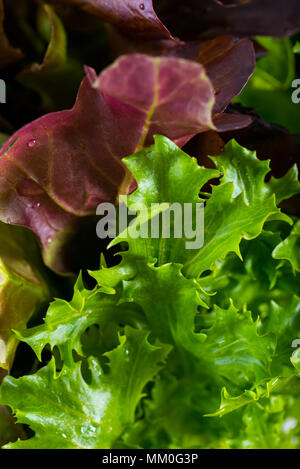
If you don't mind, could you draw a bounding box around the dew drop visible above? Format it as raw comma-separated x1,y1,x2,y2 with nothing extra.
214,88,221,95
33,202,41,209
139,3,145,10
27,139,37,148
47,236,53,244
80,423,97,436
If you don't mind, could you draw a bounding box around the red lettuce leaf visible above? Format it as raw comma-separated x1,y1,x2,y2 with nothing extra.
0,54,216,273
48,4,256,132
109,34,255,131
163,36,255,114
49,0,300,40
49,0,173,39
212,112,252,132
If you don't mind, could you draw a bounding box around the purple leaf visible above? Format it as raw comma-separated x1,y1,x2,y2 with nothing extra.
49,0,173,39
163,36,255,114
109,34,255,130
49,0,300,40
0,54,215,273
156,0,300,40
213,112,252,132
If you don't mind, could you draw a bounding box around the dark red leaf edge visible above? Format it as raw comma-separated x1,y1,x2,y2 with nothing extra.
49,0,174,39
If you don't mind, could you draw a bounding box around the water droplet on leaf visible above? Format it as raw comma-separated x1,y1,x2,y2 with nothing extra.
80,423,97,436
139,3,145,10
27,139,37,148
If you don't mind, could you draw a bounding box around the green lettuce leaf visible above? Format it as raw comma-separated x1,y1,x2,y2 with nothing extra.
228,397,300,449
197,303,276,394
2,135,299,449
199,227,300,313
273,220,300,273
268,165,300,205
14,271,145,367
111,136,289,279
0,327,170,448
234,37,300,133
